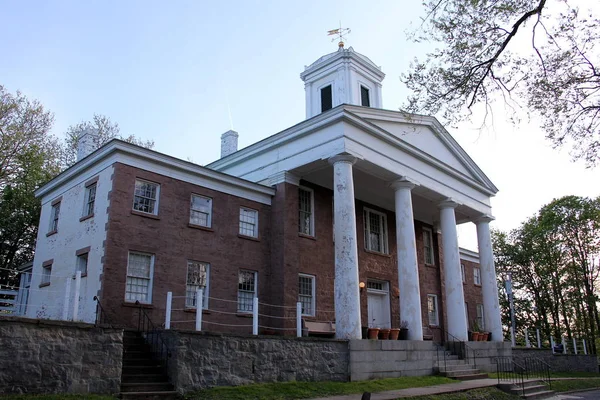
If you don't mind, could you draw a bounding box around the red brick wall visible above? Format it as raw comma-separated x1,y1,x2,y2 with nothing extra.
461,258,483,332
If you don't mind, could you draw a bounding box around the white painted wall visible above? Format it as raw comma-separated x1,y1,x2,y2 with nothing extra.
26,165,113,323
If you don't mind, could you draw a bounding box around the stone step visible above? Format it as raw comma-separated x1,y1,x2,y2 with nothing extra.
122,365,165,375
442,369,480,378
123,358,161,367
122,374,167,383
436,363,476,372
120,391,179,400
454,373,489,381
121,382,174,393
434,359,468,367
521,390,555,400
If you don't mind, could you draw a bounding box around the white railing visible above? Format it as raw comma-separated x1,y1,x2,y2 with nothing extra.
0,289,18,314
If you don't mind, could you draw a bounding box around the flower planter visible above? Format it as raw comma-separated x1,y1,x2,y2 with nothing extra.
389,328,400,340
367,328,380,340
472,332,481,341
379,328,391,340
481,332,489,341
398,328,409,340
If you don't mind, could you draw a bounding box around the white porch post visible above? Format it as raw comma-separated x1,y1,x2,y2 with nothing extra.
390,179,423,340
476,215,504,342
329,154,362,339
439,199,468,341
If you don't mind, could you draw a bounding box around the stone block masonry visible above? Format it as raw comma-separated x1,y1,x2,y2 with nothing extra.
0,316,122,394
512,348,598,373
161,330,349,391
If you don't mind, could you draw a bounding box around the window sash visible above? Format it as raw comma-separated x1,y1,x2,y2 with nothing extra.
76,254,88,275
298,274,315,316
190,195,212,227
461,264,466,283
298,188,313,235
186,261,209,309
239,208,258,237
237,270,257,312
476,304,485,330
41,265,52,284
126,252,153,303
133,180,158,214
364,209,388,254
474,268,481,285
50,203,60,232
423,229,434,265
427,295,439,326
361,86,370,107
85,184,96,216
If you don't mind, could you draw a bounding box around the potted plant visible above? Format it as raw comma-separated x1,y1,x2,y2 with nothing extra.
367,320,379,340
472,320,481,341
379,328,391,340
398,320,409,340
389,328,400,340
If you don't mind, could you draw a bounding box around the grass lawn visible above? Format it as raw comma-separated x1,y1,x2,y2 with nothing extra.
551,377,600,392
409,387,521,399
185,376,456,400
0,396,115,400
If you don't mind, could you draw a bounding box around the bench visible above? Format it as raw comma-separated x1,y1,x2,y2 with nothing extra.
303,321,336,338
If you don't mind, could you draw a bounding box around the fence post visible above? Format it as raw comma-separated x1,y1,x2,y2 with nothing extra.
550,336,555,353
62,276,72,321
252,297,258,335
296,302,302,338
536,329,541,348
562,337,567,354
583,339,588,355
525,327,530,347
72,271,81,321
573,337,578,355
165,292,172,329
196,288,203,331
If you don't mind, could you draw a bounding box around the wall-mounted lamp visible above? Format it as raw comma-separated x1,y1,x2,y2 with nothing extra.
359,281,366,292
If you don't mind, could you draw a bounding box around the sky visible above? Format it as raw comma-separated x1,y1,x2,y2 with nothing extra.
2,0,599,251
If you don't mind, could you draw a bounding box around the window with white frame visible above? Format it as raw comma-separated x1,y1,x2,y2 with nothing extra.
133,180,159,215
41,263,52,285
427,294,439,326
423,228,434,265
190,195,212,227
476,304,485,330
76,253,88,275
186,261,209,309
83,183,97,217
461,263,466,283
364,208,388,254
298,274,315,316
49,202,60,232
298,187,314,236
239,207,258,238
474,267,481,285
237,270,257,312
125,252,154,303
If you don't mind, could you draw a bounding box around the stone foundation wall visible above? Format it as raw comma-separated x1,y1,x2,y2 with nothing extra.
0,316,123,394
512,348,598,373
161,330,349,392
469,341,513,372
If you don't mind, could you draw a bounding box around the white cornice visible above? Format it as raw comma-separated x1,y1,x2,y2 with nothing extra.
35,140,275,201
300,48,385,82
459,247,480,263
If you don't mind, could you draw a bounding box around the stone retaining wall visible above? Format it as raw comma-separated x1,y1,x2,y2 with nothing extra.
0,316,123,394
161,330,349,392
513,348,598,373
469,341,513,372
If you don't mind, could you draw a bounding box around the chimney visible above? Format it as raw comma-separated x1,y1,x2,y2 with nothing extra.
77,128,98,161
220,130,239,158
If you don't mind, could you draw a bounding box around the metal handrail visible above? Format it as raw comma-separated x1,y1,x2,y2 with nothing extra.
93,296,112,327
496,356,527,396
431,326,477,369
523,356,552,388
135,300,171,377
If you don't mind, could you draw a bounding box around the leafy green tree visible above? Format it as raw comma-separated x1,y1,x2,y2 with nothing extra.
63,114,154,166
403,0,600,166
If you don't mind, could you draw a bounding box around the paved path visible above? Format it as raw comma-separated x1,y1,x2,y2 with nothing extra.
551,389,600,399
307,378,499,400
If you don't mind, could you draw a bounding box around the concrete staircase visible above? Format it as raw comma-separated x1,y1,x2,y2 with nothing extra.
497,380,555,399
434,353,488,381
121,331,178,400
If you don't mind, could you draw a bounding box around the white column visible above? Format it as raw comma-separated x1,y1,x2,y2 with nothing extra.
165,292,172,329
476,215,504,342
390,178,423,340
439,199,468,341
329,154,362,339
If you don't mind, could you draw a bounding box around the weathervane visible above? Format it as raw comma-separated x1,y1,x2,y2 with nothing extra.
328,23,351,48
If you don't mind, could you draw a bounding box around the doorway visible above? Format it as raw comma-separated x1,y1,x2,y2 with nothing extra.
367,280,391,328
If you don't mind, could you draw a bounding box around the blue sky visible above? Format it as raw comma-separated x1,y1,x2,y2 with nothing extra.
3,0,599,249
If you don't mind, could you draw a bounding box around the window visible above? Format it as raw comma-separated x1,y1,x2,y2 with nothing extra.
298,187,314,236
427,294,439,326
49,202,60,233
321,85,332,112
239,207,258,238
423,228,434,265
125,252,154,303
238,270,257,313
476,304,485,330
298,274,315,316
41,263,52,285
76,253,88,275
474,267,481,285
133,180,159,215
190,195,212,227
186,261,209,309
364,208,388,254
360,85,370,107
367,281,384,291
83,183,97,217
461,263,466,283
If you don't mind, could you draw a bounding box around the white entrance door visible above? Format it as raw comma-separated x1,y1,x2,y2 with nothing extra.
367,280,391,328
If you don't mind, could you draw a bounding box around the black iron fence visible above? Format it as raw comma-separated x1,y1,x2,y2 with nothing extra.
93,296,112,327
496,355,551,395
135,300,171,376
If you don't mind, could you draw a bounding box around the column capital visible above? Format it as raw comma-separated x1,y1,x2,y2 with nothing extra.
438,198,459,210
389,177,419,191
475,214,495,224
328,154,358,166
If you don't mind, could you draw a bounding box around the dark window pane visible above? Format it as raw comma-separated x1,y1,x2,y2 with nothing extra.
361,86,370,107
321,85,332,112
